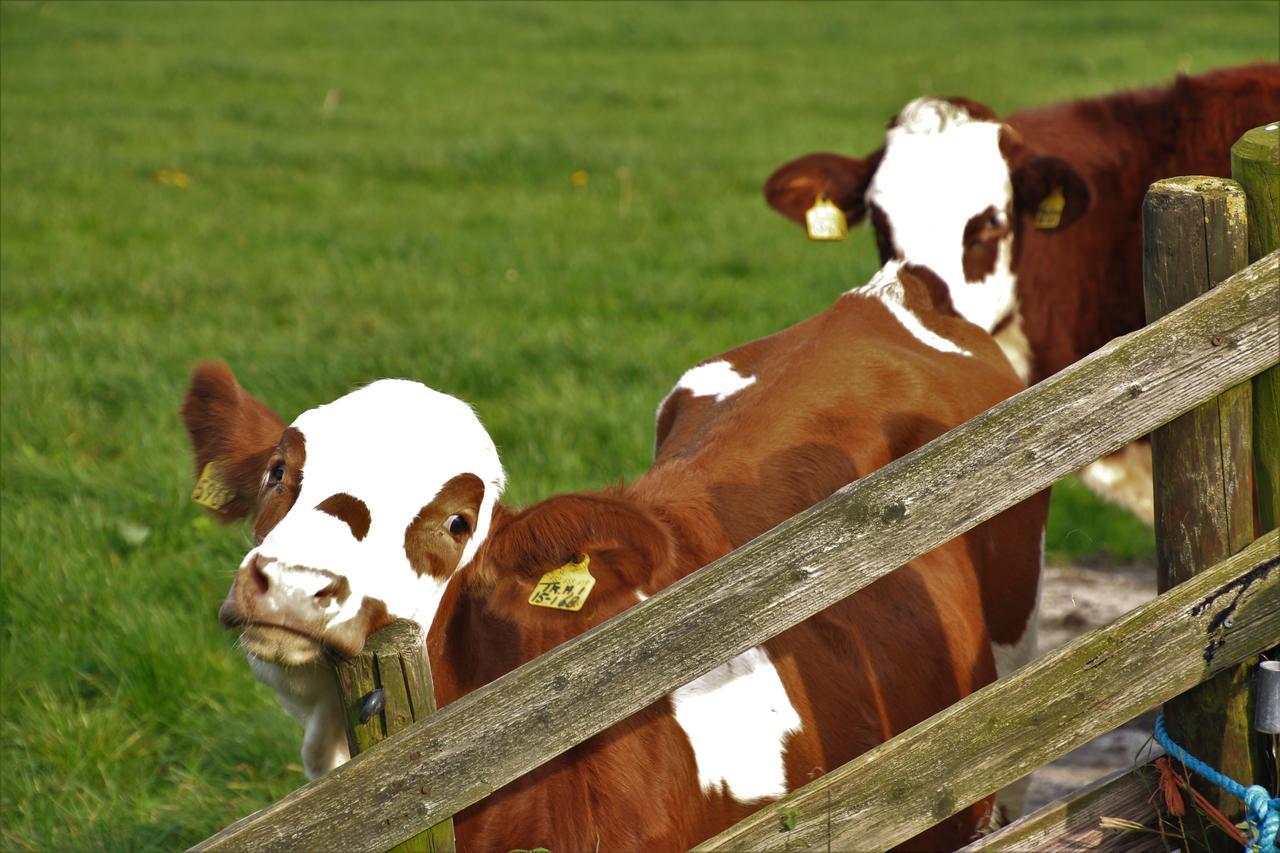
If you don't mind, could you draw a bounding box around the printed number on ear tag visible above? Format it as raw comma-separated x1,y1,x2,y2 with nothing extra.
528,555,595,612
192,461,236,512
1034,186,1065,230
805,195,848,241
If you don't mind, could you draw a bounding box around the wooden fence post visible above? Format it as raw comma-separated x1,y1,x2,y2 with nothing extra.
1233,123,1280,534
1233,121,1280,796
330,621,456,853
1143,176,1260,839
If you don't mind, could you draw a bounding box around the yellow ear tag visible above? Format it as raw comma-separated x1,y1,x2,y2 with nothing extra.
192,461,236,512
805,194,848,241
1034,186,1065,230
528,555,595,612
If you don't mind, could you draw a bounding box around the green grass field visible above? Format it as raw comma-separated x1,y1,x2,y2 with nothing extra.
2,1,1275,848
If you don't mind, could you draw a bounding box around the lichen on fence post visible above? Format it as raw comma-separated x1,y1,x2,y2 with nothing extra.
330,620,456,853
1233,123,1280,534
1142,174,1261,840
1232,121,1280,797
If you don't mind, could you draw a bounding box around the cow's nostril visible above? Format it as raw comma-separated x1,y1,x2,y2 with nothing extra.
250,554,271,594
314,576,349,603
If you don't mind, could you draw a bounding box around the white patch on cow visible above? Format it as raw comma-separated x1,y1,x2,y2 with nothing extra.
675,360,756,402
1078,443,1155,524
991,529,1044,821
248,656,350,778
670,646,801,801
858,261,972,356
994,308,1034,383
866,98,1018,334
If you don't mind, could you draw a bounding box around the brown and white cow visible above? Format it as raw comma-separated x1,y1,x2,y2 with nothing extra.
183,263,1047,850
763,63,1280,520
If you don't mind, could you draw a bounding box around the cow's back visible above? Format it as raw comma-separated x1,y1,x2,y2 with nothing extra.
651,276,1047,844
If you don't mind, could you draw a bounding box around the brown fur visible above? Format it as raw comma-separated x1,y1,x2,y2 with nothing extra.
404,473,487,579
316,493,371,541
430,265,1048,850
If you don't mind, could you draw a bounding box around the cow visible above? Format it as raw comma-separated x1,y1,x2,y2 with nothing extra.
762,63,1280,522
183,262,1048,850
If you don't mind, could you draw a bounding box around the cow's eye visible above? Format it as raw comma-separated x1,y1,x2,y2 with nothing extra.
445,514,470,536
268,463,285,485
988,212,1004,230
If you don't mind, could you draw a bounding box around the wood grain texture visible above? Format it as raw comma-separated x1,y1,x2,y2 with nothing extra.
330,621,455,853
1143,176,1258,833
192,253,1279,853
697,532,1280,852
962,761,1165,852
1233,124,1280,536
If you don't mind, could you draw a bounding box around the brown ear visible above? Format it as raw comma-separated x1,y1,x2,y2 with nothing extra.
485,493,671,587
763,150,882,227
1011,154,1091,233
181,361,287,521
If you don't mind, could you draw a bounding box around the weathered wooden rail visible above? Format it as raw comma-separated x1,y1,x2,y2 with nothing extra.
194,245,1279,852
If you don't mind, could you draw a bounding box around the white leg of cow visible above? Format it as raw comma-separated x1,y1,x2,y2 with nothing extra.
986,532,1044,828
248,655,351,779
1077,442,1154,524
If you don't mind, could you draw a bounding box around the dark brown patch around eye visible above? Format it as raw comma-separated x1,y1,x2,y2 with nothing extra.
404,473,486,579
253,428,306,544
961,205,1009,283
317,493,371,541
869,202,898,265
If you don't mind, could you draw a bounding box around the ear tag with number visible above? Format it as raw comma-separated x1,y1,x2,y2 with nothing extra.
1034,186,1065,230
805,194,848,241
192,461,236,512
528,555,596,612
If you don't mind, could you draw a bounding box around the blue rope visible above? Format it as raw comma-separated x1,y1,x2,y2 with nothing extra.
1154,714,1280,853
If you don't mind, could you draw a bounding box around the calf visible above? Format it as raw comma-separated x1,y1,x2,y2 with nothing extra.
763,63,1280,520
184,263,1047,849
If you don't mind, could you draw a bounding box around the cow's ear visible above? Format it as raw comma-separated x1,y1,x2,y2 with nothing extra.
1011,155,1091,233
484,493,671,589
181,361,287,521
763,151,881,227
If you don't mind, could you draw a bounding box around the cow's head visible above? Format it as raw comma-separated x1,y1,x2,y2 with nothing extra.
182,362,505,668
764,97,1090,335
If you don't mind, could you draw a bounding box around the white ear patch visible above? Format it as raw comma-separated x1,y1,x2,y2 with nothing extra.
866,99,1019,334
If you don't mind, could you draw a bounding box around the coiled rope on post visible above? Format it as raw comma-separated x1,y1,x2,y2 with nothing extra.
1154,714,1279,853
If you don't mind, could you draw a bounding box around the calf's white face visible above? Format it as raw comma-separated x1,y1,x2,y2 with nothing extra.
223,379,506,667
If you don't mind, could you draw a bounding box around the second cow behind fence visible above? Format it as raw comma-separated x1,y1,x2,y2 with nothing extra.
182,260,1048,851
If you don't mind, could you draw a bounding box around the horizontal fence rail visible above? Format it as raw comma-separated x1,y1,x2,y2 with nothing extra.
195,251,1278,852
697,530,1279,851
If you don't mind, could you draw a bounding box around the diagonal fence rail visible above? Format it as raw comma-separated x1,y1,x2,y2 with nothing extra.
194,251,1278,852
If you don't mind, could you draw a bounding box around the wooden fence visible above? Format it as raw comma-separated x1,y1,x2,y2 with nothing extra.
194,128,1280,852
